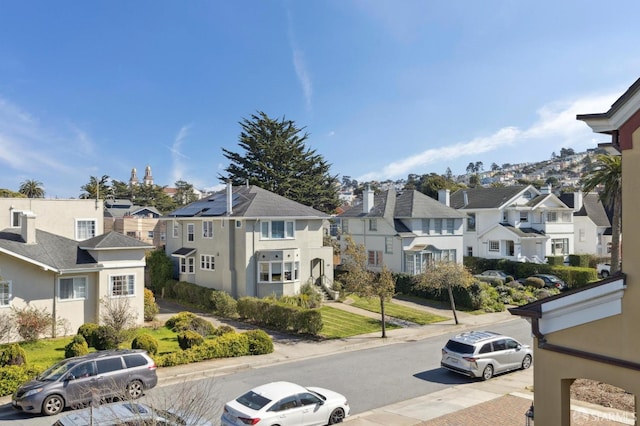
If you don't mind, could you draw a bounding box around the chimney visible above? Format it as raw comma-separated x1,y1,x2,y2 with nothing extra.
21,211,36,244
438,189,450,206
540,184,552,195
574,190,583,212
363,186,375,213
463,191,469,207
226,181,233,215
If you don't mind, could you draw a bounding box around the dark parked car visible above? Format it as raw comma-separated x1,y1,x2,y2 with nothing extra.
522,274,567,291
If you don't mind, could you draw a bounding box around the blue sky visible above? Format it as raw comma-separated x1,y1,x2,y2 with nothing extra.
0,1,638,198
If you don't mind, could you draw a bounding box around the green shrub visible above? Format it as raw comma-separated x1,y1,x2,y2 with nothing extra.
568,254,591,268
524,277,545,289
546,256,564,266
131,333,159,355
144,288,160,322
64,335,89,358
147,249,174,293
178,330,204,350
165,311,215,336
0,365,42,397
0,344,27,366
244,330,274,355
209,291,238,317
93,325,119,350
12,305,53,342
77,323,99,348
212,325,236,337
213,332,249,357
165,312,198,331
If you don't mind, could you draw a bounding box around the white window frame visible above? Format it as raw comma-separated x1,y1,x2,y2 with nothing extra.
260,220,295,239
0,280,11,307
446,219,455,234
489,240,500,252
200,254,215,271
547,212,558,223
202,221,213,238
109,274,135,297
172,221,179,238
551,238,569,255
58,276,87,301
385,237,393,254
76,219,97,240
180,257,195,274
10,210,23,228
147,231,154,238
342,219,349,234
160,232,166,241
368,250,382,266
258,261,299,283
369,219,377,231
520,211,529,223
467,214,476,232
434,219,442,234
187,223,195,242
421,218,430,234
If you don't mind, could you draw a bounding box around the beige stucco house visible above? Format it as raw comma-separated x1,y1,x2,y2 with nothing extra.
337,187,465,274
104,199,167,248
0,198,152,342
509,78,639,424
164,184,334,299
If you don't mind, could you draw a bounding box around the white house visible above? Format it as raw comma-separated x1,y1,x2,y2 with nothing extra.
450,185,574,262
559,191,612,257
337,187,465,274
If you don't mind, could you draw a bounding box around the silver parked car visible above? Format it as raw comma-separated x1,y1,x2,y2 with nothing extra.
12,349,158,416
441,330,532,380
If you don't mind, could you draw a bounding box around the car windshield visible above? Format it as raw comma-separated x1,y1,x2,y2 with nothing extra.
236,391,272,411
37,359,79,381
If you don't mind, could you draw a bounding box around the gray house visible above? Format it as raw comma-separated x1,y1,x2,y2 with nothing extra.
164,184,334,299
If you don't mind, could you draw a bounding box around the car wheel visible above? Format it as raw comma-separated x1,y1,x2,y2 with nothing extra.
126,380,144,399
521,354,532,370
42,394,65,416
601,270,610,278
328,407,346,424
482,365,494,381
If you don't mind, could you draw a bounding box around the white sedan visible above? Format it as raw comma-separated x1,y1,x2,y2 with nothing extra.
221,381,350,426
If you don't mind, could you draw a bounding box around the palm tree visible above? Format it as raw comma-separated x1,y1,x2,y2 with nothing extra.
581,154,622,274
18,179,45,198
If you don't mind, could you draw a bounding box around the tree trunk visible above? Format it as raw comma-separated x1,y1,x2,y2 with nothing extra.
611,193,622,274
380,297,387,338
447,286,459,325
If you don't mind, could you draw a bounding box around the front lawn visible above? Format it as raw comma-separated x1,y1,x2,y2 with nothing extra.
347,295,449,325
318,306,400,338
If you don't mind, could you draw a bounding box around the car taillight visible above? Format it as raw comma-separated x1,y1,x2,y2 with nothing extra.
148,363,157,370
238,417,261,425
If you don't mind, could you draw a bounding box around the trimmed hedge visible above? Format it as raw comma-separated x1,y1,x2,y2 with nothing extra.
0,344,27,366
236,297,323,335
178,330,205,350
131,333,159,355
64,335,89,358
77,323,99,348
0,365,42,397
165,312,215,336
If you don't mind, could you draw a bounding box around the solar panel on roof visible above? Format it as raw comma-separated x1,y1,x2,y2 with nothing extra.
201,193,241,216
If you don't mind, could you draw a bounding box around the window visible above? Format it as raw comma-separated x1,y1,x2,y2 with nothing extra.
489,240,500,252
0,281,10,306
579,229,586,242
203,221,213,238
446,219,455,234
466,214,475,232
261,220,295,239
385,237,393,254
341,219,349,234
547,212,558,222
562,212,572,222
147,231,154,238
200,254,215,271
502,211,508,223
258,261,299,283
76,219,96,240
421,219,430,233
523,191,532,199
368,250,382,266
434,219,442,234
10,210,22,227
298,392,322,406
110,275,135,297
467,246,473,257
236,220,242,228
271,396,299,412
369,219,377,231
59,277,87,300
126,231,137,238
123,354,148,368
172,221,179,238
160,232,166,241
520,211,528,223
187,224,195,241
180,257,195,274
551,238,568,255
96,358,124,374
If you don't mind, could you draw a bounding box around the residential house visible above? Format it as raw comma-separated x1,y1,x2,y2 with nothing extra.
0,199,152,342
509,78,638,424
450,185,574,262
337,187,465,274
558,191,612,257
164,184,333,299
104,199,166,248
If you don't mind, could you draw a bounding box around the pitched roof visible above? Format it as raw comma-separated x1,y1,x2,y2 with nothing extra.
558,193,611,227
167,185,328,219
80,231,154,250
339,189,464,219
450,186,529,209
0,229,98,271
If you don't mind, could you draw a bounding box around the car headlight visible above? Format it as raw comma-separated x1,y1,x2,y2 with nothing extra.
23,388,43,398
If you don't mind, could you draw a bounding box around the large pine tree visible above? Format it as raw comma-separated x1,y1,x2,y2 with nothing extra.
220,111,339,213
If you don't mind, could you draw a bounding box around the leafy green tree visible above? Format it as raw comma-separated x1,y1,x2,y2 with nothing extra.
220,111,339,213
413,262,474,325
491,162,500,172
0,189,25,198
111,180,133,199
18,179,45,198
174,180,199,206
581,154,622,274
341,235,396,338
407,173,465,199
80,175,110,199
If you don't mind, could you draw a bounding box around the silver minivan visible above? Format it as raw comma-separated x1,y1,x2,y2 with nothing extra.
12,349,158,416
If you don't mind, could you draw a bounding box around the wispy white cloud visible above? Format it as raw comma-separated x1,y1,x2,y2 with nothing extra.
357,92,619,182
287,10,313,111
169,124,192,184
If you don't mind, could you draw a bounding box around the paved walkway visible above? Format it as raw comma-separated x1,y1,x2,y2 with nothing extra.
153,298,634,425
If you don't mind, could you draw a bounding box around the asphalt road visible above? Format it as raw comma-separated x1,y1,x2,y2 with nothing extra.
0,318,531,425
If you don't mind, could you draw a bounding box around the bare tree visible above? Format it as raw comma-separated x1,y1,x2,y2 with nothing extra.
100,296,138,344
